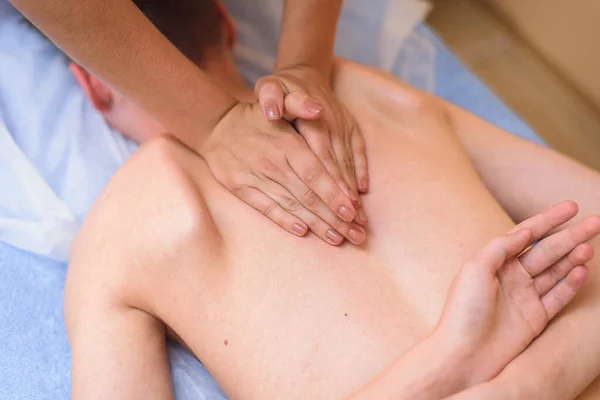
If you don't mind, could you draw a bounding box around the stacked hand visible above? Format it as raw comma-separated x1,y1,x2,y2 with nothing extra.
255,65,369,198
202,65,369,246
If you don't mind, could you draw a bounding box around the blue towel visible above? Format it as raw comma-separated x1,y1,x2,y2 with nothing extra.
0,2,545,399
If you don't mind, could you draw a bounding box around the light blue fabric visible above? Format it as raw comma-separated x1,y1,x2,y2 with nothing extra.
0,1,546,399
0,242,227,400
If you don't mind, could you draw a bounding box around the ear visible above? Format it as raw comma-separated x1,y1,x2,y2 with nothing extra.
68,63,114,112
213,0,236,48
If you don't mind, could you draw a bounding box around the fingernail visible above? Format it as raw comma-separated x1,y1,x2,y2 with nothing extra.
340,184,359,202
339,206,354,222
327,229,344,244
265,101,280,120
359,179,368,193
357,207,368,224
292,223,307,236
348,228,366,244
304,98,324,115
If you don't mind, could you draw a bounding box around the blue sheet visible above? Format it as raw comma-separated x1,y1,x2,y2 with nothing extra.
0,18,545,400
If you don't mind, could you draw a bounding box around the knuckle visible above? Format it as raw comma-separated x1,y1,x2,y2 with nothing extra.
303,189,320,207
405,92,434,114
490,236,507,249
283,197,302,212
547,265,561,282
259,156,281,175
261,203,277,218
326,189,340,206
255,76,273,90
332,217,345,231
229,185,244,197
320,149,336,164
540,240,561,260
276,133,298,151
226,172,248,191
352,130,366,149
304,166,322,184
344,157,354,173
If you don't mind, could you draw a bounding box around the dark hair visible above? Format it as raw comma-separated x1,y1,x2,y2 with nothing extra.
24,0,223,64
132,0,223,64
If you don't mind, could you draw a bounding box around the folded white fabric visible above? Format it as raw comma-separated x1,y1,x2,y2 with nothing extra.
0,0,430,262
0,6,138,261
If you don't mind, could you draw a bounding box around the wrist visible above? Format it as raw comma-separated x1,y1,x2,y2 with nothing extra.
485,369,531,400
414,330,471,398
274,59,333,80
352,331,470,400
194,96,239,154
272,64,331,93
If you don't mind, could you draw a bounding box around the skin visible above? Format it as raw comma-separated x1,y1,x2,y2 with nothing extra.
255,0,370,199
66,5,369,247
66,54,600,399
353,205,594,399
8,0,367,244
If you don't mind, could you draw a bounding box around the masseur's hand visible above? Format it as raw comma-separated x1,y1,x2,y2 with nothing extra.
255,65,369,224
436,201,600,387
202,101,366,246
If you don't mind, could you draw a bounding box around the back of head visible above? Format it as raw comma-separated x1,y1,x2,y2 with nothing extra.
25,0,225,65
132,0,224,64
22,0,234,142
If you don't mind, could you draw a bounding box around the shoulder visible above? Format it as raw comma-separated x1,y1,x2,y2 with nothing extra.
68,135,223,302
331,58,445,118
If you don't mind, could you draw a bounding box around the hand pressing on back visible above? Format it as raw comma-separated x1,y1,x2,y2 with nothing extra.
203,101,367,246
255,65,369,224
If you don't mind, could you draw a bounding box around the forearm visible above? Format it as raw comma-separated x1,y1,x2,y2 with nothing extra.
486,287,600,400
443,378,520,400
445,101,600,224
446,101,600,398
275,0,343,77
351,332,467,400
10,0,235,151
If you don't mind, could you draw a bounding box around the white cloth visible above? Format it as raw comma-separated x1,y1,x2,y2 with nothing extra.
0,0,430,261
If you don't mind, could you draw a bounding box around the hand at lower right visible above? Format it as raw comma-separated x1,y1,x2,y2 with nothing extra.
200,101,366,246
436,201,600,387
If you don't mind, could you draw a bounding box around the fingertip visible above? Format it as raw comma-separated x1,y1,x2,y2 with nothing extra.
567,265,589,290
348,227,367,245
354,166,368,193
356,206,368,225
304,98,324,116
264,100,281,121
587,215,600,232
358,178,369,193
573,264,589,280
291,223,308,237
326,229,345,245
578,243,595,261
561,200,579,215
340,182,359,203
338,205,356,223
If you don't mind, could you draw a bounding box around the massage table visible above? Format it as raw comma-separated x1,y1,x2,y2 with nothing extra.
0,0,543,398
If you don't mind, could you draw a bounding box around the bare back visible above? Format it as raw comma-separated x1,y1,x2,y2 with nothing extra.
73,61,520,399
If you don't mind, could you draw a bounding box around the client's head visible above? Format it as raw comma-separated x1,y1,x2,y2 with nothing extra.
69,0,246,142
